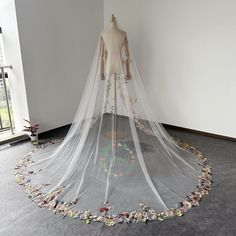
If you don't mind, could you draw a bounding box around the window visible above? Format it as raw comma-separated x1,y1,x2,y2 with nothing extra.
0,27,14,133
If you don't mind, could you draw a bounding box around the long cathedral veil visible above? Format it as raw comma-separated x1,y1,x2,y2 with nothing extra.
15,30,212,225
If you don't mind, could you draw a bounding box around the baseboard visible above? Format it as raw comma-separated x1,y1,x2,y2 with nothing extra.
38,124,71,139
163,123,236,143
38,122,236,143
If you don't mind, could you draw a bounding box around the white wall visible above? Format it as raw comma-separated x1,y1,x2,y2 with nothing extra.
0,0,29,132
7,0,236,137
15,0,104,132
104,0,236,138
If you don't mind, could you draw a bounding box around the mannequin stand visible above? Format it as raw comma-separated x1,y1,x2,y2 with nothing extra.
104,73,128,140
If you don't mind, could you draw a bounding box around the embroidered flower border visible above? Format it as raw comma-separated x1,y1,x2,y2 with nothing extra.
15,138,212,226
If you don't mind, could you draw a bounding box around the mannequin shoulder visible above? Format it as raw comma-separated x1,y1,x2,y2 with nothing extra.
118,29,127,39
100,31,105,39
117,30,127,44
100,31,110,41
119,29,127,35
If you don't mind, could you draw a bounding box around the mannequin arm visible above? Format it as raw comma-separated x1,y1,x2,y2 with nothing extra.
124,36,131,80
100,36,105,80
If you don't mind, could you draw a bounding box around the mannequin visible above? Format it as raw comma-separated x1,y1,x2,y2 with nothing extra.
100,14,131,80
100,15,131,140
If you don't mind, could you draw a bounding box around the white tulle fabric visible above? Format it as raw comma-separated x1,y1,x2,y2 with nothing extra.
25,36,201,214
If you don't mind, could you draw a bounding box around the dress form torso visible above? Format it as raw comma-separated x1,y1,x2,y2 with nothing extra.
101,20,130,78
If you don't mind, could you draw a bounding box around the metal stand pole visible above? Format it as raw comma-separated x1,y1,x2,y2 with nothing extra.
105,73,127,141
0,65,14,134
113,73,117,141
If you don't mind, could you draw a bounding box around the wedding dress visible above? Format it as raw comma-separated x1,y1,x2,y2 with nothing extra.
15,17,212,226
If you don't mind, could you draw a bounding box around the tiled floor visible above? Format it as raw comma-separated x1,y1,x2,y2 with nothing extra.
0,127,236,236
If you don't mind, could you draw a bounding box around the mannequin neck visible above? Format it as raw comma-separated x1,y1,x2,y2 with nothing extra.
108,21,118,30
